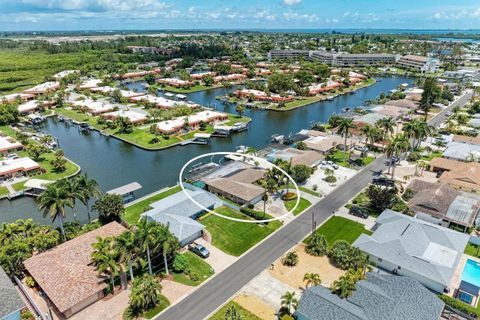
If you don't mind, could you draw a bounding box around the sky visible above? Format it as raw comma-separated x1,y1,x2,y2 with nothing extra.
1,0,480,32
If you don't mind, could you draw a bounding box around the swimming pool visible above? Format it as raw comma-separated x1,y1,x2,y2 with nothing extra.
461,259,480,288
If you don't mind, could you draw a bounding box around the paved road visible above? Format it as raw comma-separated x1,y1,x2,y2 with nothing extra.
155,157,388,320
427,90,472,127
155,90,473,320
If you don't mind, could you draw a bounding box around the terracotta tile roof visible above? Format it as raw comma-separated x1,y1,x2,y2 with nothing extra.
24,222,127,313
407,180,460,218
223,167,266,184
430,157,480,192
205,178,265,203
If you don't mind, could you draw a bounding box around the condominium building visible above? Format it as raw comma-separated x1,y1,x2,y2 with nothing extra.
267,49,311,61
397,55,440,73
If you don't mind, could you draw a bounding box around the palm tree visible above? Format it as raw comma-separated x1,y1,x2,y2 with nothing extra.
225,305,243,320
402,121,416,150
37,181,73,241
331,273,356,298
129,274,162,314
91,236,118,292
413,120,432,149
376,117,395,148
136,219,162,275
114,231,137,289
160,226,179,276
336,117,355,151
385,134,410,178
303,272,322,288
75,174,100,222
280,291,298,315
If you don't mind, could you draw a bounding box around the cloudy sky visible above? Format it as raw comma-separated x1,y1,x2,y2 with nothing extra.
1,0,480,31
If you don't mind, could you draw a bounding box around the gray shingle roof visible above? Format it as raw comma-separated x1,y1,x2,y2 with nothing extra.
0,267,24,318
295,273,444,320
142,188,218,244
353,210,470,287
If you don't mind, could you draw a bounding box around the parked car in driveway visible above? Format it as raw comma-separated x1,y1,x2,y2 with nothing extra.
349,206,369,219
189,242,210,258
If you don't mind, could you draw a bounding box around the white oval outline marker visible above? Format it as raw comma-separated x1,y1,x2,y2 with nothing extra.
178,151,300,223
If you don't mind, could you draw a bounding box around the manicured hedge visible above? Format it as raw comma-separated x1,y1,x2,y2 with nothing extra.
438,294,480,318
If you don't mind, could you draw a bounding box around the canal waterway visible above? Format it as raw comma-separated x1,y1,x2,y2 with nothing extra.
0,75,413,225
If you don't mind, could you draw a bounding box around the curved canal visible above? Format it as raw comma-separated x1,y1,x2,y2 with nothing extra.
0,75,413,224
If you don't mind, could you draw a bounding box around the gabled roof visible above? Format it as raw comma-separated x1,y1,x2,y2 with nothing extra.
0,266,24,318
353,210,469,287
296,273,444,320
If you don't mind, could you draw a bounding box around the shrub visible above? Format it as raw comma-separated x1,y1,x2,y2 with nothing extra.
324,175,337,183
282,192,298,201
329,240,367,270
402,188,414,201
438,294,480,318
25,276,35,288
21,311,34,320
172,254,188,273
188,271,199,282
149,137,159,144
240,207,265,221
312,184,318,191
407,152,420,162
305,233,328,256
282,251,299,267
280,315,294,320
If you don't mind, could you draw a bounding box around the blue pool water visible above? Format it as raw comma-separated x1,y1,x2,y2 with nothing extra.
462,259,480,287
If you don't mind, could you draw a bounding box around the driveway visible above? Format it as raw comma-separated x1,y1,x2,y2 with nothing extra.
196,239,237,274
69,289,129,320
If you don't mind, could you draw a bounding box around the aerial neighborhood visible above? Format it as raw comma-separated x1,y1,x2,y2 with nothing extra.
1,6,480,320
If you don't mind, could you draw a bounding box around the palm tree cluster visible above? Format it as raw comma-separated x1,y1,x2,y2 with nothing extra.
37,174,100,241
0,219,61,277
330,268,366,299
280,291,298,316
329,240,368,271
91,219,179,291
336,117,355,151
384,134,410,178
127,274,163,317
402,119,433,151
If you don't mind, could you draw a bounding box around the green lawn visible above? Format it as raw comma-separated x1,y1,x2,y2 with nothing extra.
34,152,79,180
224,114,252,126
284,197,312,216
208,301,262,320
421,151,443,161
160,84,220,93
0,125,17,137
200,207,282,256
305,216,372,245
172,251,214,286
465,243,480,258
140,295,170,319
280,184,321,197
326,150,351,167
12,181,27,191
122,186,182,225
0,186,9,197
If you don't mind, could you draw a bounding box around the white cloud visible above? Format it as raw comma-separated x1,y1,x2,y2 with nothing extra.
283,10,318,22
283,0,301,6
255,9,276,21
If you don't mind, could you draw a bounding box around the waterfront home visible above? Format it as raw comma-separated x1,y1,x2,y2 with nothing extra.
102,109,148,125
71,98,116,115
353,209,470,293
0,136,23,157
0,93,35,104
142,188,219,246
114,69,160,80
370,104,410,119
157,78,194,88
89,86,146,100
213,73,246,83
295,273,444,320
0,157,40,181
155,110,228,135
17,100,40,114
307,80,343,96
0,266,25,320
202,165,266,206
53,70,80,79
234,89,294,103
266,147,323,167
107,182,142,204
353,113,388,127
303,134,352,154
442,141,480,162
430,157,480,193
190,71,216,80
405,88,424,102
406,179,480,231
130,94,199,109
23,81,60,95
23,222,127,319
255,68,272,76
385,98,418,110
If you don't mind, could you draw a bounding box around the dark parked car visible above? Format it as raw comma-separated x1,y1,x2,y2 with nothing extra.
189,242,210,258
349,206,369,219
372,177,396,187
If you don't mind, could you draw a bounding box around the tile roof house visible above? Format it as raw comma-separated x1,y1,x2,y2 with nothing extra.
142,188,219,246
353,209,470,293
266,148,324,167
203,167,266,205
295,272,444,320
407,179,480,229
0,266,24,320
23,222,127,318
430,157,480,193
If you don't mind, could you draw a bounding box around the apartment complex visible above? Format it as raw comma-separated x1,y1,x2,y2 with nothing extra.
268,49,396,66
397,55,440,73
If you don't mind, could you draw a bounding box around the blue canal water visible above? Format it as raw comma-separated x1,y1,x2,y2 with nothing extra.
0,75,413,225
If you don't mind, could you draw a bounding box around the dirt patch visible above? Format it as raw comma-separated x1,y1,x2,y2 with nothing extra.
269,244,345,290
234,294,276,320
